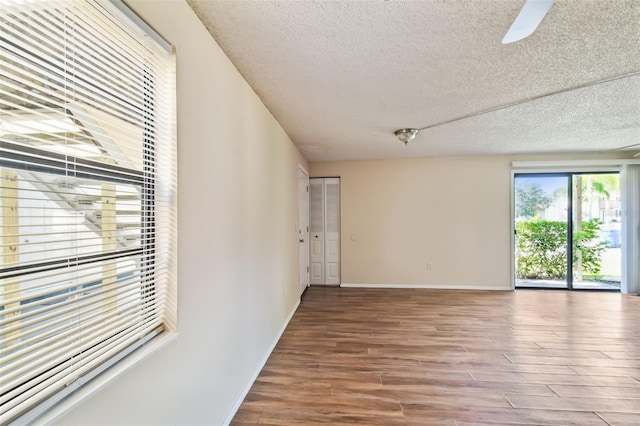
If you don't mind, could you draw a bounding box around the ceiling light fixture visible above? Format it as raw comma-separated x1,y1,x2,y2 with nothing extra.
394,128,419,145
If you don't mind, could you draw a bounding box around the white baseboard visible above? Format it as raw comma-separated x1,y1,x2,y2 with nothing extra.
222,298,301,425
340,283,511,291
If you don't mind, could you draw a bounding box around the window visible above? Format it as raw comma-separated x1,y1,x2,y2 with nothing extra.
0,0,176,422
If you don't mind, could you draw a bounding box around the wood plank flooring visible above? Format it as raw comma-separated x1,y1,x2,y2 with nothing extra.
232,287,640,425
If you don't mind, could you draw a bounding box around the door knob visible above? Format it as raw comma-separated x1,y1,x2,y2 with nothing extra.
299,239,305,243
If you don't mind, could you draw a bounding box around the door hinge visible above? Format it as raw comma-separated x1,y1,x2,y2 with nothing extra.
306,186,309,192
307,226,309,232
307,266,310,272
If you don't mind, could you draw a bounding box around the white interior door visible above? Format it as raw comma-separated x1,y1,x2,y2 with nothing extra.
309,178,340,285
309,179,325,284
324,178,341,285
297,167,310,296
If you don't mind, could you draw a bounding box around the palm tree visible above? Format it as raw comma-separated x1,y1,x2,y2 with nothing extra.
574,174,618,281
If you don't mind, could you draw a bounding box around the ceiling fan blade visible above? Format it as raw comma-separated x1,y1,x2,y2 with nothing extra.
502,0,555,44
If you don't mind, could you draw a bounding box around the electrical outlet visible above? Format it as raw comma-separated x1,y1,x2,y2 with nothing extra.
427,262,433,270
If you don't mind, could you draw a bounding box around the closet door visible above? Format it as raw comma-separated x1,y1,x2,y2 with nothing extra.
309,179,325,284
309,178,341,285
324,178,341,284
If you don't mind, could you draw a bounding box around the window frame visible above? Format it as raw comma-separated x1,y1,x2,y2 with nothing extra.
510,160,640,294
0,1,177,423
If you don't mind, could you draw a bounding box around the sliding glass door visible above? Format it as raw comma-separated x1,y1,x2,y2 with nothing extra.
572,174,621,289
514,172,620,290
515,174,569,289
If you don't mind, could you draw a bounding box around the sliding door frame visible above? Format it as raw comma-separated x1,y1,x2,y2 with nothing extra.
511,161,632,291
513,173,571,289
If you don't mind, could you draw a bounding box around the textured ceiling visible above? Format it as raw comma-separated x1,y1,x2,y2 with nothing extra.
187,0,640,162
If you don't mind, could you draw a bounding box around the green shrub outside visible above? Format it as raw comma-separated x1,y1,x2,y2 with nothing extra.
515,218,605,280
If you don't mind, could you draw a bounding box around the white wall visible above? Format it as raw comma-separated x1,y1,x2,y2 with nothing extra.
310,153,635,290
56,1,307,424
310,156,513,289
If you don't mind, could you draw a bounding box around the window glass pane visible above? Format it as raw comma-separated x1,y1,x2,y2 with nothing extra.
0,167,141,268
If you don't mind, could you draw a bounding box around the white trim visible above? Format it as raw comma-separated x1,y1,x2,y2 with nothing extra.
340,283,511,291
513,166,620,174
35,331,179,425
510,170,516,290
298,163,309,176
512,159,640,169
297,164,310,293
222,299,301,426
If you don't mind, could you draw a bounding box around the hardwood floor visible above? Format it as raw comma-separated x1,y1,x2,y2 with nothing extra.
232,287,640,425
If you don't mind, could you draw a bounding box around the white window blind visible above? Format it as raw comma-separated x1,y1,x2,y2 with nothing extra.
0,0,177,423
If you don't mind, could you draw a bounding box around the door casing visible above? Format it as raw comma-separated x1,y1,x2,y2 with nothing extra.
298,166,310,296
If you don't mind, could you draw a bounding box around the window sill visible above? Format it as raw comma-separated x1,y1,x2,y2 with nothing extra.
25,330,179,425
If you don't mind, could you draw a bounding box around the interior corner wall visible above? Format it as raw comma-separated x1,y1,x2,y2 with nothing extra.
309,156,513,289
56,1,307,425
